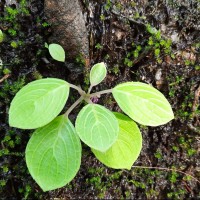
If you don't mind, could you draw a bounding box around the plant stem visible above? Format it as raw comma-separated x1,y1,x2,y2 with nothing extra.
132,165,200,184
88,85,93,94
0,74,10,83
90,88,113,97
64,96,84,117
69,83,85,95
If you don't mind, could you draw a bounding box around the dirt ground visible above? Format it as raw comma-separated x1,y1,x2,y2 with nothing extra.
0,0,200,199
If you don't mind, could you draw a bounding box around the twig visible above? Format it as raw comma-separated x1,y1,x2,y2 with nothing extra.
0,74,10,83
132,165,200,184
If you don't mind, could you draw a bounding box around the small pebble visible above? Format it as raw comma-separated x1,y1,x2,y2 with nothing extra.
155,69,162,81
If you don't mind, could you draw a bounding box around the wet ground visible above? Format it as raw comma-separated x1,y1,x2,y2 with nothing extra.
0,0,200,199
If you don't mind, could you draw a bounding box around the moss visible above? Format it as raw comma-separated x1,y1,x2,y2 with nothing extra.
3,68,11,75
85,166,123,197
0,77,25,98
172,146,179,152
32,70,43,80
83,69,90,86
187,149,197,157
154,150,163,159
123,24,173,68
104,0,112,11
0,0,48,79
95,43,103,50
129,180,146,189
0,127,44,198
109,64,120,75
0,0,48,198
167,188,187,199
2,0,30,36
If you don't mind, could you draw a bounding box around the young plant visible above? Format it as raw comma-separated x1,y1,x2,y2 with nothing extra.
8,45,174,192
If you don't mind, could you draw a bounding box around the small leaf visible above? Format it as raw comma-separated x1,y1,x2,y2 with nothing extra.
25,116,82,191
112,82,174,126
90,62,107,86
75,104,119,152
48,43,65,62
92,112,142,170
146,24,158,34
0,30,3,43
44,42,49,49
9,78,69,129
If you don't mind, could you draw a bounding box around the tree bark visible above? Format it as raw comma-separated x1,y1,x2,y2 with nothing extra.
44,0,89,59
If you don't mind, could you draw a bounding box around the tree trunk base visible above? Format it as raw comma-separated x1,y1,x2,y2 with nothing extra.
44,0,89,59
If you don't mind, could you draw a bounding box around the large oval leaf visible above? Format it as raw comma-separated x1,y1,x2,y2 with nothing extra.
75,104,119,152
48,43,65,62
9,78,69,129
112,82,174,126
90,62,107,86
92,112,142,170
25,115,82,191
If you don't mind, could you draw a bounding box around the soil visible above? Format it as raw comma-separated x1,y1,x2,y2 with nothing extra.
0,0,199,199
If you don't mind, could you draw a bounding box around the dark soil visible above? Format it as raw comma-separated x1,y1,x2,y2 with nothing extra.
0,0,199,199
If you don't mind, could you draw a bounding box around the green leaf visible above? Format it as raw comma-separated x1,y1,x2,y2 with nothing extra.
25,115,82,191
90,62,107,86
112,82,174,126
92,112,142,170
9,78,69,129
0,29,3,43
44,42,49,49
146,24,158,34
75,104,119,152
48,43,65,62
